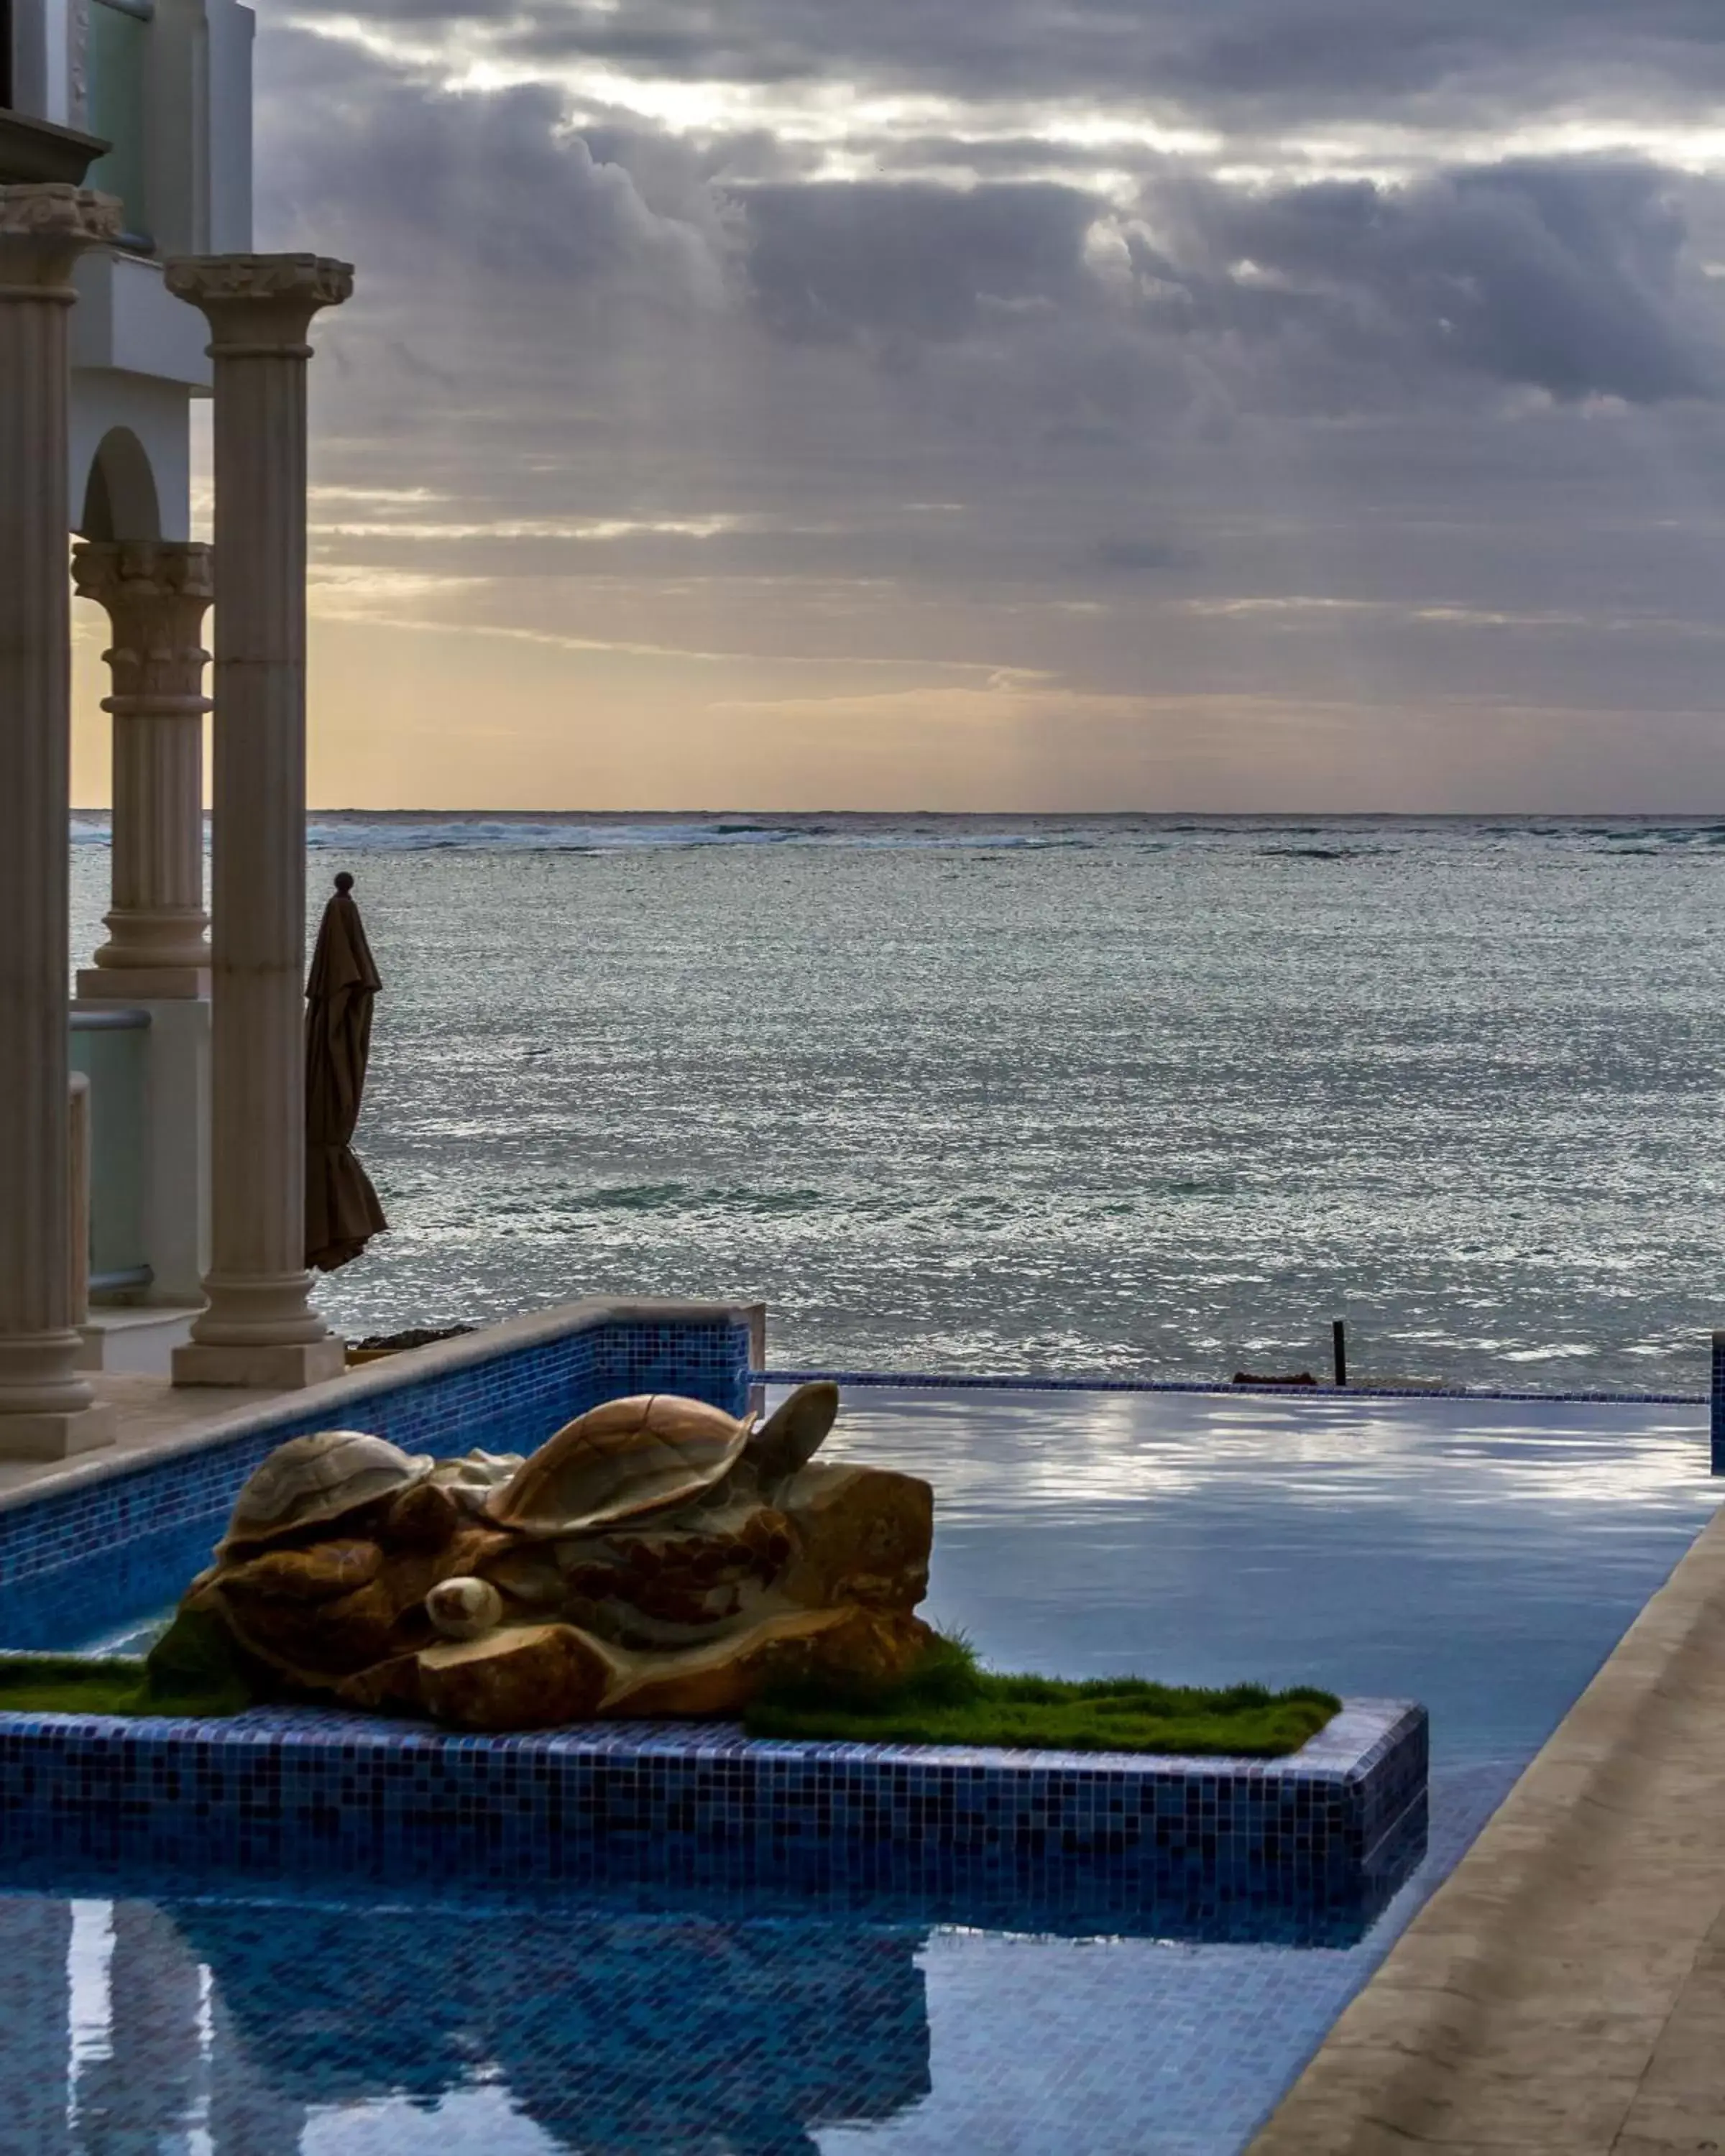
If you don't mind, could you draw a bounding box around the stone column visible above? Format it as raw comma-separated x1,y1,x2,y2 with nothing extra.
0,183,119,1460
72,540,213,999
165,254,351,1389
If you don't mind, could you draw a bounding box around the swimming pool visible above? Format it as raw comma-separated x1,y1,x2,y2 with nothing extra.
1,1385,1715,2154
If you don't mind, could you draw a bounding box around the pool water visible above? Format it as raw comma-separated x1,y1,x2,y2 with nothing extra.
824,1386,1718,1764
9,1386,1716,2155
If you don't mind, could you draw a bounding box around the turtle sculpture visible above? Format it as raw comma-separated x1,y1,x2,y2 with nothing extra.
484,1382,837,1537
182,1383,935,1732
219,1430,435,1552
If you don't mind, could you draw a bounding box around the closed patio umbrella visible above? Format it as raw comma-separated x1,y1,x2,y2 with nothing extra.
305,870,388,1271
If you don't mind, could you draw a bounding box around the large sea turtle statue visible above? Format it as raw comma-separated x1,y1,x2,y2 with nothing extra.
181,1383,934,1731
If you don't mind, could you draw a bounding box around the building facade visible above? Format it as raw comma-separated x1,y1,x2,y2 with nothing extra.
5,0,252,540
2,0,253,1389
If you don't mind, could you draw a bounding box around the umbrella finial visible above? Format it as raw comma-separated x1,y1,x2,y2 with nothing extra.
334,871,354,894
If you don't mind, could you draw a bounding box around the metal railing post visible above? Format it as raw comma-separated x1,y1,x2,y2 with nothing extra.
1711,1333,1725,1476
68,1072,91,1327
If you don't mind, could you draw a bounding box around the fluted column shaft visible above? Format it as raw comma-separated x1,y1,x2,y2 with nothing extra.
73,540,213,998
0,183,119,1459
166,254,351,1388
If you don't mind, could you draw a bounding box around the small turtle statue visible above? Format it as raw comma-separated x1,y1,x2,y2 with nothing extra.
483,1380,840,1539
220,1430,434,1554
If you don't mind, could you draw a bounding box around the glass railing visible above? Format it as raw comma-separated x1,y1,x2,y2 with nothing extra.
69,1007,153,1299
84,0,153,252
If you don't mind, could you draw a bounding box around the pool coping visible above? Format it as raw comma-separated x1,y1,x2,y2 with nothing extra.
1248,1497,1725,2155
0,1295,767,1521
761,1368,1707,1406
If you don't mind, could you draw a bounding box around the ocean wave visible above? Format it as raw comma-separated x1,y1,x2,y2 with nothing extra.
305,819,788,854
1565,823,1725,848
72,810,1725,862
1256,844,1389,860
567,1182,823,1216
302,816,1121,855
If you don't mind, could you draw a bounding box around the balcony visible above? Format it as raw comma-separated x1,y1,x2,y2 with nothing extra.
0,108,109,183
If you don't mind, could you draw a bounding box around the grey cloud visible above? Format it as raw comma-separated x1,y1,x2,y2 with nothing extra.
288,0,1725,135
1135,159,1725,407
249,14,1725,784
260,31,725,299
265,22,1725,446
730,155,1724,415
742,181,1101,344
1087,538,1201,573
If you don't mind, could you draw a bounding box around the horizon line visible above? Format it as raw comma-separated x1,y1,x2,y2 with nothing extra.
68,806,1725,821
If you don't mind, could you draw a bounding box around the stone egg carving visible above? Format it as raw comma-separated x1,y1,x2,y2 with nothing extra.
426,1575,504,1641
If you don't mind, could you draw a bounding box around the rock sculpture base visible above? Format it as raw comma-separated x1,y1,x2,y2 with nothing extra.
180,1386,937,1732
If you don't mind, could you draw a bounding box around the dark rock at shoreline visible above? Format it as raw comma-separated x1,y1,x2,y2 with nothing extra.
352,1325,474,1351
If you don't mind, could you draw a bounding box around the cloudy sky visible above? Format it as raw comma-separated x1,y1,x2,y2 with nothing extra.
109,2,1725,806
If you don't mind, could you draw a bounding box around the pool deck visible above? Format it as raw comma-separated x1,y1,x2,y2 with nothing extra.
0,1294,770,1516
1250,1500,1725,2155
0,1373,282,1506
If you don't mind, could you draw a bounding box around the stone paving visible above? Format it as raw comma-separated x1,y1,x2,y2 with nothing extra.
0,1373,280,1506
1250,1501,1725,2155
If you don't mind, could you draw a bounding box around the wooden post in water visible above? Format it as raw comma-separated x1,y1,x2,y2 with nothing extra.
1332,1319,1348,1388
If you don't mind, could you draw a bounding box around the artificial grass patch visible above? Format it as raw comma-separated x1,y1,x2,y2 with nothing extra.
0,1608,259,1718
0,1623,1341,1755
743,1634,1340,1756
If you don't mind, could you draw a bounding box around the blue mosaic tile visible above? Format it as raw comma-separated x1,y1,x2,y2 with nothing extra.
0,1314,753,1649
0,1693,1425,1938
0,1757,1516,2156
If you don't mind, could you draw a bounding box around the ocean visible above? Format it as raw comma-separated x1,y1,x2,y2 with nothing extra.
68,813,1725,1394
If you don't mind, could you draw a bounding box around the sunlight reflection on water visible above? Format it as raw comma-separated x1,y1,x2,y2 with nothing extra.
816,1386,1719,1760
68,814,1725,1393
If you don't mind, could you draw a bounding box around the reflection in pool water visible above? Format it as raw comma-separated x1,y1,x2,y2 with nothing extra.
0,1776,1499,2156
14,1386,1717,2152
174,1889,929,2155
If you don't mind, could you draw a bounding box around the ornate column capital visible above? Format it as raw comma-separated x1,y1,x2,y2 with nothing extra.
0,184,121,296
72,539,214,712
73,536,215,607
164,252,354,355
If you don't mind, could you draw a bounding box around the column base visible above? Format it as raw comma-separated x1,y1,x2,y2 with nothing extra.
0,1403,116,1461
76,966,209,1000
172,1338,346,1390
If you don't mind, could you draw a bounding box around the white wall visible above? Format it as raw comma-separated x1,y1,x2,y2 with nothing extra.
144,0,253,257
9,0,52,116
59,0,254,544
205,0,252,252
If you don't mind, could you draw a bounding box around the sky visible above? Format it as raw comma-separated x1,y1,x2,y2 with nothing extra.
77,0,1725,809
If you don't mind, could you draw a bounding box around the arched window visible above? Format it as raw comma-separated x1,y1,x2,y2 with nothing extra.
79,425,162,542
